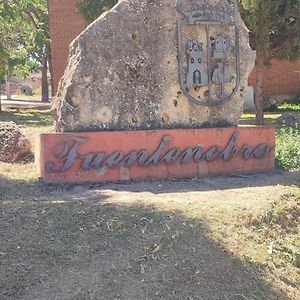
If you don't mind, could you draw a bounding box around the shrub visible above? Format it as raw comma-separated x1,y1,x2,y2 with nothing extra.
276,127,300,170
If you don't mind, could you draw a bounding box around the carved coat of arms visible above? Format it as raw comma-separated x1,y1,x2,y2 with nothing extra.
176,0,240,106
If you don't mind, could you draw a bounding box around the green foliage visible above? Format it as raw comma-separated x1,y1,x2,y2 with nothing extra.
239,0,300,62
0,0,50,77
238,0,300,124
77,0,118,24
277,103,300,112
276,127,300,170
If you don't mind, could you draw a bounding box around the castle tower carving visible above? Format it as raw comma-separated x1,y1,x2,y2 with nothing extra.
186,40,208,87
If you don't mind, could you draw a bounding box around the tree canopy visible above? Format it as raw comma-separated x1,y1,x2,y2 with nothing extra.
239,0,300,124
77,0,118,24
239,0,300,62
0,0,51,102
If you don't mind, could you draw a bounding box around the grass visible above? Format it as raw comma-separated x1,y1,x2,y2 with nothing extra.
1,171,299,299
189,189,300,298
13,94,44,101
240,112,282,125
277,103,300,112
0,108,53,138
210,191,300,298
0,108,54,180
10,86,53,101
240,112,300,171
276,127,300,170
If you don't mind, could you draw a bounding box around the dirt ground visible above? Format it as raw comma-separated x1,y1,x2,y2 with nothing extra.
0,171,299,300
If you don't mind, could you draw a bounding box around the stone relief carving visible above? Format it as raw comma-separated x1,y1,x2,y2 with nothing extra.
176,0,240,105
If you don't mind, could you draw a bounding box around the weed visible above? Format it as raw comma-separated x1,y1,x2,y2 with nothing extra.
245,193,300,231
277,103,300,112
276,127,300,170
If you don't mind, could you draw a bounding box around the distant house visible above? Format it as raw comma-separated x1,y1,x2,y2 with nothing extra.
25,72,43,90
48,0,300,101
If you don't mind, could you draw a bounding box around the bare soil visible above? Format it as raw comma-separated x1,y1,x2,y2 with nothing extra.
0,171,300,300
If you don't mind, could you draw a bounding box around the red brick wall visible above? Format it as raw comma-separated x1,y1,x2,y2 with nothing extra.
249,59,300,97
48,1,300,98
48,0,86,93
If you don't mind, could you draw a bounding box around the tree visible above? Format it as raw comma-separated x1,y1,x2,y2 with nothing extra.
77,0,118,24
0,5,31,108
0,0,52,103
0,39,5,112
239,0,300,125
9,0,52,102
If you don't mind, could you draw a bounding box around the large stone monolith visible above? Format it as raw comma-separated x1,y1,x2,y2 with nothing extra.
52,0,255,132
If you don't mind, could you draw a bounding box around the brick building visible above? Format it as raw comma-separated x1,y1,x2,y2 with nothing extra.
48,0,300,99
48,0,86,93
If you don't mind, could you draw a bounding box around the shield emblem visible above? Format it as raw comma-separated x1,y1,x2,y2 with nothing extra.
176,0,241,106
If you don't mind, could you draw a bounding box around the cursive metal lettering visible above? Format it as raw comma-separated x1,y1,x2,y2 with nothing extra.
46,133,274,174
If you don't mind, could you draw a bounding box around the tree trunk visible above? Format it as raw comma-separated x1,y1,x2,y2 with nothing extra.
48,48,55,98
254,54,265,125
5,64,11,100
0,90,2,113
41,54,49,103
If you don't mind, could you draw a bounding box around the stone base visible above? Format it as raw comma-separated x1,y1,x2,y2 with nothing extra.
38,127,275,184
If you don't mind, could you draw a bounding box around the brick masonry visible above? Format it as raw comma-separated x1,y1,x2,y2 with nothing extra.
249,60,300,97
48,0,300,98
48,0,86,93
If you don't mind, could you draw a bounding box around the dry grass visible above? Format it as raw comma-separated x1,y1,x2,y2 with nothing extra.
240,113,282,125
0,108,54,180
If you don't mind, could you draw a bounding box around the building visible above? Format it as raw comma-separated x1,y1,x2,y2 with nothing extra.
48,0,300,100
48,0,86,93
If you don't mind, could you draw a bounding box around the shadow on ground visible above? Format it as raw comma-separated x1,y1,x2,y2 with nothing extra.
0,109,53,128
1,170,300,197
0,193,288,300
100,171,300,193
1,173,299,299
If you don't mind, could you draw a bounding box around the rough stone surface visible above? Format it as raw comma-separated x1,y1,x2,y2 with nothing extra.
276,112,300,129
0,122,32,163
53,0,255,132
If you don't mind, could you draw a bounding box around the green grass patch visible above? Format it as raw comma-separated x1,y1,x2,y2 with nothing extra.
241,113,300,171
0,109,53,128
277,103,300,112
13,94,43,101
13,86,53,101
276,127,300,170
